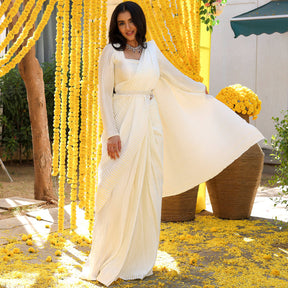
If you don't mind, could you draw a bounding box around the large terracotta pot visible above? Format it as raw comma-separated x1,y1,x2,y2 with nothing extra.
206,114,264,219
161,186,199,222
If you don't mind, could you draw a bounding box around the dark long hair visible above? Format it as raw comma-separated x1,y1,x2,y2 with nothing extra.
109,1,147,51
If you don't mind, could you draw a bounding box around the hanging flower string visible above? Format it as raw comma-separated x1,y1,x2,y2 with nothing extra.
0,0,57,77
57,0,70,232
0,0,12,20
51,0,64,177
67,0,82,231
78,0,90,210
135,0,202,82
0,0,35,54
0,0,24,35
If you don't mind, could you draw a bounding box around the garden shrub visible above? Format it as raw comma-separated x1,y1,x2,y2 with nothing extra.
0,60,55,162
269,110,288,210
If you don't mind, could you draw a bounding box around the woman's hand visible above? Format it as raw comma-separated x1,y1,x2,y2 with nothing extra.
107,135,121,159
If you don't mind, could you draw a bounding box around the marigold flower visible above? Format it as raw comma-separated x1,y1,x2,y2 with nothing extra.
26,240,33,246
28,247,35,253
271,269,280,276
13,248,20,254
6,251,14,257
2,255,9,261
22,234,28,241
55,250,62,256
189,257,198,265
263,254,272,260
36,216,41,221
46,256,52,262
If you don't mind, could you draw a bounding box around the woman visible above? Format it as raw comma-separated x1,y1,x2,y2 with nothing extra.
81,1,263,286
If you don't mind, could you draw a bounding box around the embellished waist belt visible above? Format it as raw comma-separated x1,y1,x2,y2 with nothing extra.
113,90,154,100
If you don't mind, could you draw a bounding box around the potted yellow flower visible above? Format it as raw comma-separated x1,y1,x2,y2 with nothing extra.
206,84,264,220
216,84,261,122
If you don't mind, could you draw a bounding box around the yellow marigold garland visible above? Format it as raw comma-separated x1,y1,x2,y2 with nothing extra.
0,0,57,77
0,0,11,20
216,84,262,120
87,8,100,232
84,0,96,221
67,0,82,231
87,0,107,234
0,0,35,54
0,0,24,35
57,0,70,232
78,0,90,209
0,0,46,65
135,0,202,82
51,0,64,176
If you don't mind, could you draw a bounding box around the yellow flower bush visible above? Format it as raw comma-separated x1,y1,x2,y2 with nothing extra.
216,84,262,120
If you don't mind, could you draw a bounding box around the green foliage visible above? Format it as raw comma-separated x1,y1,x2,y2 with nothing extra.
199,0,226,32
41,60,56,140
0,60,55,162
269,110,288,210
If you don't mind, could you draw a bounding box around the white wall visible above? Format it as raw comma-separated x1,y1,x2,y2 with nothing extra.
210,0,288,147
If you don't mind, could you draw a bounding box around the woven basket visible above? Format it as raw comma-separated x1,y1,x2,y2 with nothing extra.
161,186,199,222
206,113,264,219
207,144,264,219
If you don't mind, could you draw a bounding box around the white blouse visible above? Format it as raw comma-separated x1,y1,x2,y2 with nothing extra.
98,40,206,139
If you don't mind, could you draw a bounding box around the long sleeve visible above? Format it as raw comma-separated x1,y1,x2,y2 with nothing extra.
98,44,119,139
153,40,206,94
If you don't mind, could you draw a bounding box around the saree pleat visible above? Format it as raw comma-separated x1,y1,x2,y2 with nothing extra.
81,96,163,286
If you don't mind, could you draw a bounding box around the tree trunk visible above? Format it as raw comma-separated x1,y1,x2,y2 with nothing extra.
3,0,57,203
18,48,56,202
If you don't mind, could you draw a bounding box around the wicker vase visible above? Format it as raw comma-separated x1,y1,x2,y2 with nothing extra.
206,114,264,219
161,186,199,222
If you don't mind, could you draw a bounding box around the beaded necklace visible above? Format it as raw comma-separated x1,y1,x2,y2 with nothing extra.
125,43,143,54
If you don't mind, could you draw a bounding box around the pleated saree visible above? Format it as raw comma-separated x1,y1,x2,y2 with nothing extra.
81,40,263,286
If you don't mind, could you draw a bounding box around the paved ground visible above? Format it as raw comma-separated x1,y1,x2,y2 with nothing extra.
0,157,287,287
0,185,287,246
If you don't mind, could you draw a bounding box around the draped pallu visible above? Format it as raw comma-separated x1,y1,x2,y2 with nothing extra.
81,40,264,286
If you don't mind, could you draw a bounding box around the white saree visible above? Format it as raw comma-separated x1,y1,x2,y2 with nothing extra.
81,40,264,286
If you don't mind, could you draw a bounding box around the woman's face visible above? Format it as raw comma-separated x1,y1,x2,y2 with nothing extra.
117,11,137,43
